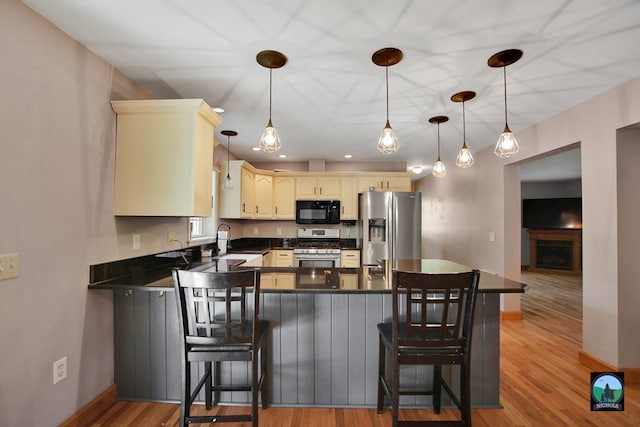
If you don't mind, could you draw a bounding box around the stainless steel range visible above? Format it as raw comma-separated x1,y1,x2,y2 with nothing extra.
293,228,341,268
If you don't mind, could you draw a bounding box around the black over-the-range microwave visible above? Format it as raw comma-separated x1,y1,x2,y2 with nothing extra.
295,200,341,224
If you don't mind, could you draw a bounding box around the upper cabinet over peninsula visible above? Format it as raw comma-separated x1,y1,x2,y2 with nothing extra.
111,99,222,216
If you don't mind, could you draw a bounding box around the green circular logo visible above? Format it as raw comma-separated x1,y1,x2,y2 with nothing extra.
591,373,623,403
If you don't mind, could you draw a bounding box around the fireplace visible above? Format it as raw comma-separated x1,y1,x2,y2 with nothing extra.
536,240,573,270
528,229,582,273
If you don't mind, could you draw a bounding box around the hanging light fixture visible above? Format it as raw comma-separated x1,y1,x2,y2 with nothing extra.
256,50,287,153
372,47,403,154
428,115,448,178
451,90,476,168
220,130,237,191
488,49,523,158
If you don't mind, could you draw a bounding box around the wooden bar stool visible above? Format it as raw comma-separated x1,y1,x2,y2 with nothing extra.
377,269,480,426
172,268,268,427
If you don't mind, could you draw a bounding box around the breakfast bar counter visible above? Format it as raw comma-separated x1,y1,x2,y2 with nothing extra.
90,258,523,408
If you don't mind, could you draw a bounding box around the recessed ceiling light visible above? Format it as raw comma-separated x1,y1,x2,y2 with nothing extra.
252,147,261,151
278,154,287,158
213,107,225,113
412,166,423,174
344,154,352,159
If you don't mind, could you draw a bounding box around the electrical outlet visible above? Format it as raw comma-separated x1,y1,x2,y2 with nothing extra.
253,227,259,235
0,253,19,281
276,227,282,235
167,231,176,244
53,357,67,384
133,234,141,250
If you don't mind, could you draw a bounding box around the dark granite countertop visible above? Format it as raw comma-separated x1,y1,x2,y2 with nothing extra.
89,257,524,294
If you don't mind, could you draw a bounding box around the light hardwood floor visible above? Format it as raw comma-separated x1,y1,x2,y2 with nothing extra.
89,272,640,426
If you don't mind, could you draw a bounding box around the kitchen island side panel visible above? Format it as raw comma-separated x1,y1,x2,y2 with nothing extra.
113,289,501,407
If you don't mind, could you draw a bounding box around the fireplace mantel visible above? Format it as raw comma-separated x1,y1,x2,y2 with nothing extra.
528,229,582,273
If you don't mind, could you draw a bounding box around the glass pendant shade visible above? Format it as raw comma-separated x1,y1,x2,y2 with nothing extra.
259,119,281,153
377,121,399,154
455,143,475,168
432,159,446,177
222,174,234,192
494,125,519,158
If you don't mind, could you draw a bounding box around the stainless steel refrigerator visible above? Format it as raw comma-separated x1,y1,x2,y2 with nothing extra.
360,191,422,265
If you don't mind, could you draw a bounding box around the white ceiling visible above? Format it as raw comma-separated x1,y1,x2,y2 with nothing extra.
22,0,640,179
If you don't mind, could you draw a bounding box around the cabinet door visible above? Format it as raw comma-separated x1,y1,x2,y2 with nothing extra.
339,176,358,220
275,273,296,289
339,274,359,289
385,176,411,191
316,176,340,199
261,272,275,289
240,167,255,218
274,176,295,219
357,176,384,192
254,173,273,218
296,176,317,199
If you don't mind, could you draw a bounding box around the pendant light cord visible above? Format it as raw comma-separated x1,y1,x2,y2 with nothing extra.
226,135,231,179
462,100,467,147
437,123,441,160
269,68,273,121
503,66,508,127
385,65,389,122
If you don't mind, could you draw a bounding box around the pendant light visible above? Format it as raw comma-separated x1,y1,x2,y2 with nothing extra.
256,50,287,153
488,49,523,158
220,130,236,191
428,115,448,178
451,90,476,168
372,47,403,154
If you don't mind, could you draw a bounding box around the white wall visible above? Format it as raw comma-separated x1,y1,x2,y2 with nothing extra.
418,73,640,367
0,1,192,425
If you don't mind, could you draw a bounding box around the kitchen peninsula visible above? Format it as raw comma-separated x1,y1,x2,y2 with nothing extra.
89,254,524,407
90,253,523,409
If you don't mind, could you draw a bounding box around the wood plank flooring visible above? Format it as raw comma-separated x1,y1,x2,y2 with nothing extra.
89,272,640,426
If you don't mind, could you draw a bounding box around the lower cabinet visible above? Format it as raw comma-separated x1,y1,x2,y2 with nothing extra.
270,249,293,267
261,272,295,289
340,250,360,267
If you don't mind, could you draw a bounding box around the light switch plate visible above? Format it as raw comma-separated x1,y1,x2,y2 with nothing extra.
0,253,19,280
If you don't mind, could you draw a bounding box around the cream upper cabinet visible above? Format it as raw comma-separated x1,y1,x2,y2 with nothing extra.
357,174,411,192
254,173,273,218
111,99,221,216
296,175,340,200
240,167,255,217
273,176,295,219
339,176,358,220
219,161,256,219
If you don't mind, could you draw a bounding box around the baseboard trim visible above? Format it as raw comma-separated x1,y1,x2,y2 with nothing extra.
60,384,117,427
500,311,523,320
578,351,640,384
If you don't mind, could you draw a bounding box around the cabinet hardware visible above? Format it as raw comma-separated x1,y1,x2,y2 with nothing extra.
158,291,165,297
125,289,133,297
